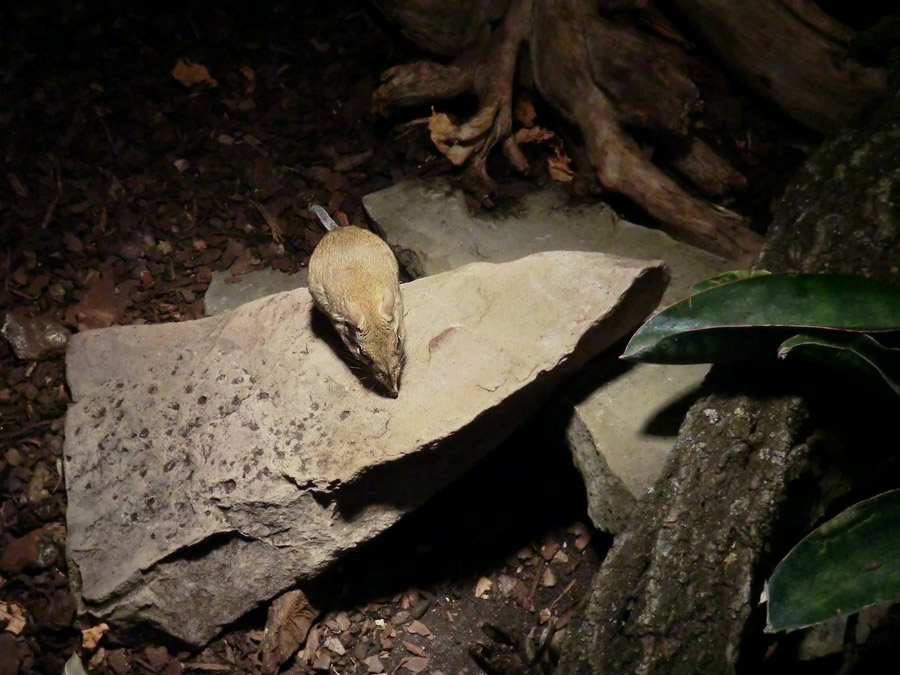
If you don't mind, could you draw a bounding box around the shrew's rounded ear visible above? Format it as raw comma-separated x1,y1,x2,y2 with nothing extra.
342,299,366,331
379,287,395,321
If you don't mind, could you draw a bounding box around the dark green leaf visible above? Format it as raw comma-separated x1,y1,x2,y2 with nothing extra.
622,274,900,363
778,333,900,395
689,269,771,294
767,489,900,633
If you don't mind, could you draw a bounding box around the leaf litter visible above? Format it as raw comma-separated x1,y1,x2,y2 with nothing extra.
0,2,623,673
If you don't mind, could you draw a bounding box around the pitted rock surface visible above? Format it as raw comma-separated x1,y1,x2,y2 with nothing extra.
65,251,667,645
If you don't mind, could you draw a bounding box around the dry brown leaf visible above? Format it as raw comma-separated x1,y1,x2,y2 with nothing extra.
333,149,374,172
249,200,284,245
427,110,458,155
6,172,28,197
405,620,432,638
474,576,492,598
568,522,591,551
363,654,385,673
402,656,429,673
547,148,575,183
426,109,481,166
333,611,352,632
260,589,320,674
229,251,262,276
514,99,537,127
0,523,66,575
312,652,331,670
172,59,218,88
0,601,27,634
81,623,110,651
66,265,122,330
514,126,555,145
240,66,256,95
401,640,426,657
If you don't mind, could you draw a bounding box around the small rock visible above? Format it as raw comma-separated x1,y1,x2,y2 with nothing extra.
568,523,591,551
409,598,430,619
1,313,70,360
4,448,23,467
48,284,67,302
88,647,107,670
391,610,411,626
0,523,66,574
26,462,53,502
540,540,560,561
541,566,557,588
63,231,84,253
323,636,346,656
495,575,519,598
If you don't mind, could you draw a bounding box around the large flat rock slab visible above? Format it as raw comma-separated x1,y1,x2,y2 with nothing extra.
362,178,724,290
203,268,306,316
363,179,732,533
64,251,667,645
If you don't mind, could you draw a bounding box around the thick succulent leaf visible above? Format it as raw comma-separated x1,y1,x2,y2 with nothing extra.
778,333,900,395
689,269,771,294
64,654,88,675
766,489,900,633
622,274,900,363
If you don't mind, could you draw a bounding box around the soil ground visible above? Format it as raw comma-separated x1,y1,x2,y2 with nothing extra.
1,1,811,674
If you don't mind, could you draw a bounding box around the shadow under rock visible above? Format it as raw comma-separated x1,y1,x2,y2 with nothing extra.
320,407,608,607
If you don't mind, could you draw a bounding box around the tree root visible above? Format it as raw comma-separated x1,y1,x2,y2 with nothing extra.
374,0,769,262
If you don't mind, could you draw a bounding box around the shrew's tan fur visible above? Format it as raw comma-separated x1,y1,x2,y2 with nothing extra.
307,226,406,397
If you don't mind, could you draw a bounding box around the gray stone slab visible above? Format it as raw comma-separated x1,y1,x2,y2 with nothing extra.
363,179,733,532
362,178,725,291
203,269,307,316
65,251,667,645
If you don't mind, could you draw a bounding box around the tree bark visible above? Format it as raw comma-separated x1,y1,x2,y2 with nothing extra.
556,70,900,674
669,0,886,133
